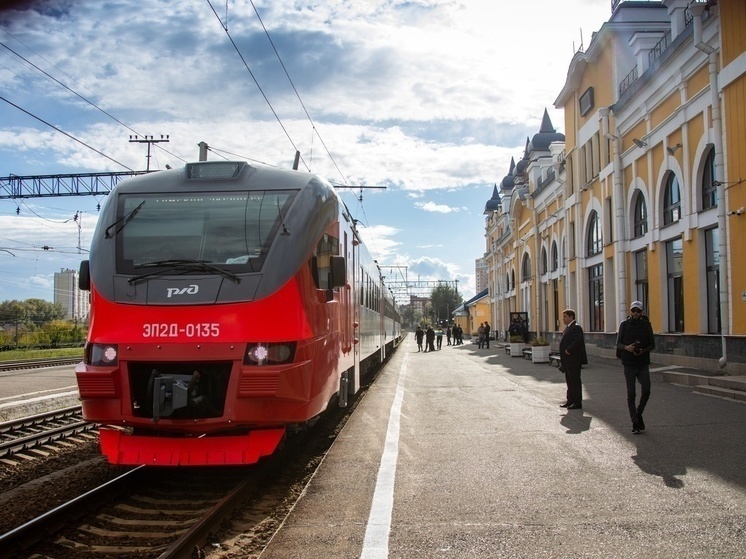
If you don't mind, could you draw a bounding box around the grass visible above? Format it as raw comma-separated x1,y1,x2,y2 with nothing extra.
0,347,84,362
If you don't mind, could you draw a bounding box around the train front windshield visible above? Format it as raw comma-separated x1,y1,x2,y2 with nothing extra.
114,190,297,274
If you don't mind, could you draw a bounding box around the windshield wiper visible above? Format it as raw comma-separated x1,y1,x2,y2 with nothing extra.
105,201,145,239
128,259,242,285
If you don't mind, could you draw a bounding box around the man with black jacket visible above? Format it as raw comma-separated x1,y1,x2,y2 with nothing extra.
559,309,588,410
616,301,655,434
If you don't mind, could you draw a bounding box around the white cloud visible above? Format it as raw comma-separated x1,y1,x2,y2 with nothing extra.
0,0,614,303
415,201,458,214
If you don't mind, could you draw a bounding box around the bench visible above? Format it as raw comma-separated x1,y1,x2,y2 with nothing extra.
522,348,533,360
549,352,561,367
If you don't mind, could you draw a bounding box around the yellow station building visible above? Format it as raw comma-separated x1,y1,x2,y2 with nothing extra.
483,0,745,373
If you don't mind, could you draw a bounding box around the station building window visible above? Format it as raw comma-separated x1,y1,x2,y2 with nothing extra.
663,173,682,226
587,211,602,256
588,263,604,332
666,237,684,332
701,147,717,211
705,227,721,334
634,249,648,313
551,241,559,272
633,191,648,238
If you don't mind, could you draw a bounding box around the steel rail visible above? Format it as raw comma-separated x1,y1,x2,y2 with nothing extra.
157,461,274,559
0,466,145,558
0,357,81,373
0,406,95,460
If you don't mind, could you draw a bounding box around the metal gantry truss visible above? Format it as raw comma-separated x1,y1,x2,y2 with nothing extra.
380,265,459,300
0,171,150,200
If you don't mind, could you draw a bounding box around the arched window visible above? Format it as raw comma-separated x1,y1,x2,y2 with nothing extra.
587,210,602,256
663,173,682,225
551,241,558,272
506,272,511,291
701,147,717,210
541,247,548,275
511,269,516,290
521,254,531,281
633,191,648,238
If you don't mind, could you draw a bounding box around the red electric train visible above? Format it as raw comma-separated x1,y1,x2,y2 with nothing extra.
76,160,402,466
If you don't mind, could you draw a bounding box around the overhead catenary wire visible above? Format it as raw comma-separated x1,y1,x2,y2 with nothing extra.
234,2,384,264
2,5,392,292
0,32,188,166
247,0,350,187
205,0,310,173
207,145,278,168
0,95,134,171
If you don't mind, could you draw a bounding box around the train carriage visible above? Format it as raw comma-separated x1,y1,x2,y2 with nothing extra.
76,160,401,466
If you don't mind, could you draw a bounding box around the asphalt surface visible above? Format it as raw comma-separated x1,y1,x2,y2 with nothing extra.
261,337,746,559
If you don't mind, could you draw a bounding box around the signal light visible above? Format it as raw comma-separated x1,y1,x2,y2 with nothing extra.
85,343,119,366
243,342,296,366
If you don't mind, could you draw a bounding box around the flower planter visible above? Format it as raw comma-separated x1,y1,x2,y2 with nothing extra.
509,343,524,357
531,345,551,363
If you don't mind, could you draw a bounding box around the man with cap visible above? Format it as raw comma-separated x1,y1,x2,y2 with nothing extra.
615,301,656,434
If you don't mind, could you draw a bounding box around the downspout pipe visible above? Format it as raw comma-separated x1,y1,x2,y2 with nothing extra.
692,2,729,370
600,107,628,327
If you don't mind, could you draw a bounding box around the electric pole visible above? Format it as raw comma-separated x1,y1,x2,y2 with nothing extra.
129,134,170,171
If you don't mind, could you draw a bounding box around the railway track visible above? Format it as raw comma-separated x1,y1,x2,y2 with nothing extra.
0,357,81,373
0,389,368,558
0,354,388,558
0,406,96,462
0,439,300,559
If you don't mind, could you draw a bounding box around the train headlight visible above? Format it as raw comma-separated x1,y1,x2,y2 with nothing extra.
244,342,296,366
85,343,119,366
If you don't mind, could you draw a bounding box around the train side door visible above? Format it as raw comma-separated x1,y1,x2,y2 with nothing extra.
350,231,361,393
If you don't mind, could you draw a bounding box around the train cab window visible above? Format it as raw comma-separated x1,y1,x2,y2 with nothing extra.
115,190,297,274
309,233,339,290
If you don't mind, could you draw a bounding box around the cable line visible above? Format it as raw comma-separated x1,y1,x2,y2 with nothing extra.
0,36,187,166
248,0,349,186
1,40,137,135
205,0,310,172
0,95,133,171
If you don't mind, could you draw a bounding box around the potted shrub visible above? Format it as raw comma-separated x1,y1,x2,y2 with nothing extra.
509,335,524,357
531,336,551,363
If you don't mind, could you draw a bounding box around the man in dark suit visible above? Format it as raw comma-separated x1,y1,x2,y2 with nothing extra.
559,308,588,409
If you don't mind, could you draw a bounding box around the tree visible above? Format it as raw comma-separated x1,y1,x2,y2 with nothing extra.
0,299,66,327
401,305,422,330
24,298,67,326
0,300,25,324
429,284,463,325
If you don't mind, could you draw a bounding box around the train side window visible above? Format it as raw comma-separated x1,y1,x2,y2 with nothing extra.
309,233,339,290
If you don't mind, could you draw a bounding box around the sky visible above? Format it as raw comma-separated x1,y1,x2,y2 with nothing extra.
0,0,613,306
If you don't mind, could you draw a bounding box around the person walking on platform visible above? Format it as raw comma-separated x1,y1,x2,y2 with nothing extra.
616,300,655,434
415,326,424,352
446,325,452,346
559,308,587,410
425,326,436,353
477,322,485,348
484,321,491,349
435,327,443,350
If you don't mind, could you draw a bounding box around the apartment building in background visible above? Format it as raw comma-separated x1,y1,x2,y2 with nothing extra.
475,257,488,294
53,268,90,322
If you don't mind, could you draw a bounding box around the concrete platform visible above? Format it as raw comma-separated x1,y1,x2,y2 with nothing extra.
660,368,746,403
260,338,746,558
0,364,79,422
